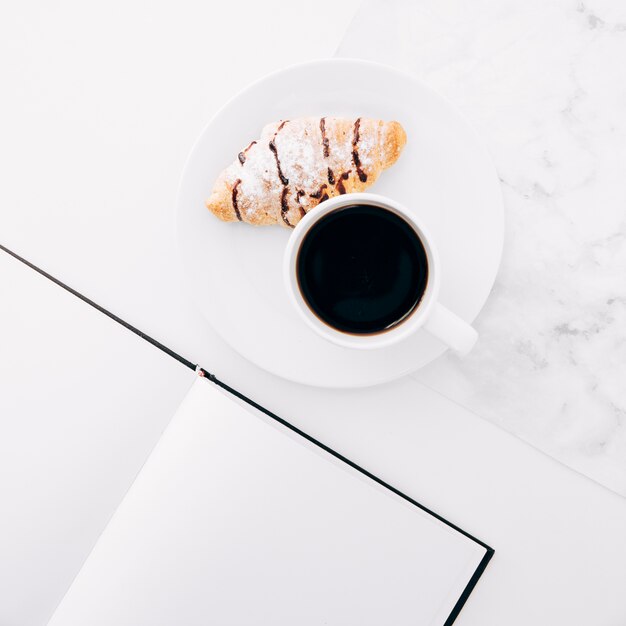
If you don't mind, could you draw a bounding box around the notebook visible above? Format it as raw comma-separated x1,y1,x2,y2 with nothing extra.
0,244,493,626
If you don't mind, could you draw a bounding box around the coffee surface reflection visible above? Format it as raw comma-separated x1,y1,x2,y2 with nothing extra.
296,205,428,335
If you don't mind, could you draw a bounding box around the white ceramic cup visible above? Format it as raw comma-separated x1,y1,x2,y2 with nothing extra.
283,193,478,354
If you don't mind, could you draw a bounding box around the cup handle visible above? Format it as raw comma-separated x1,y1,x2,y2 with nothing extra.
423,302,478,355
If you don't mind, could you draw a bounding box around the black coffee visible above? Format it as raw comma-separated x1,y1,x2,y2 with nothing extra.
297,204,428,335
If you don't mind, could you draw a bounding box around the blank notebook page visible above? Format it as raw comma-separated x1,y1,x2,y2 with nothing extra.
49,378,488,626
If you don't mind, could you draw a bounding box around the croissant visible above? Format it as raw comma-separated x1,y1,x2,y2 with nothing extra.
205,116,407,228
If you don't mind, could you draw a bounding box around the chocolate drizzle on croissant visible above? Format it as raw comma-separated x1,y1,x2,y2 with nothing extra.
309,184,328,199
336,170,350,194
269,120,290,186
231,179,242,221
238,141,256,165
352,118,368,183
280,187,292,228
206,116,407,227
320,117,330,158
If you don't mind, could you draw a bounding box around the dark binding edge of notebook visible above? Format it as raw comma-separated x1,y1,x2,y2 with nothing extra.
0,242,494,625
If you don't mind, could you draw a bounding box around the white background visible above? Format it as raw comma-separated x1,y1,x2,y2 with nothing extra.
1,1,626,624
0,249,194,625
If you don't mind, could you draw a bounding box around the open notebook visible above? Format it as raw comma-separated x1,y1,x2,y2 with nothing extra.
0,244,493,626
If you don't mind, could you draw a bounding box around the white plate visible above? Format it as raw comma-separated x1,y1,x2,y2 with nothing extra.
177,59,503,388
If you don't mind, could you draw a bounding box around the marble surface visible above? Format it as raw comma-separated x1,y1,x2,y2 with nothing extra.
339,0,626,495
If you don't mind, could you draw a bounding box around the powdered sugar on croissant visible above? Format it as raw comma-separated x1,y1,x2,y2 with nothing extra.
206,117,407,228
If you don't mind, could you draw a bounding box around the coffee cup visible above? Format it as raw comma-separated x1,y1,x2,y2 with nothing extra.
283,193,477,354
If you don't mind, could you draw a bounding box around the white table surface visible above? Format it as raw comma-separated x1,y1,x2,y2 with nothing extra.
0,248,195,626
1,1,626,625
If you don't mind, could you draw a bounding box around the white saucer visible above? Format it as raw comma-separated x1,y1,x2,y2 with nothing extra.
176,59,503,388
